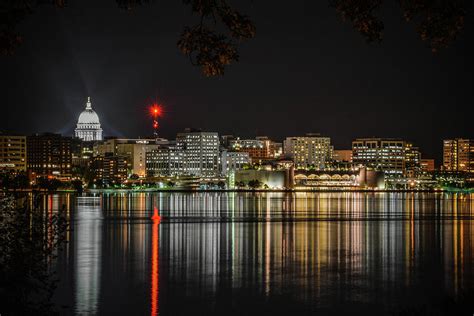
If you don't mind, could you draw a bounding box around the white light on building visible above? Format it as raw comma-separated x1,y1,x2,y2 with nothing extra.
75,97,103,141
176,130,219,177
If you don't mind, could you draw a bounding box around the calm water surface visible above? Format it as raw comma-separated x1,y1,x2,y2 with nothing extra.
48,192,474,315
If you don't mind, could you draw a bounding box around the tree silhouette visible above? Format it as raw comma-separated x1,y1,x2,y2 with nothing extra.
248,179,262,189
330,0,467,52
0,0,467,76
0,194,68,314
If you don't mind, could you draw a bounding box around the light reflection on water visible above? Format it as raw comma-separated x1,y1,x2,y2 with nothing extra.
50,192,474,315
75,197,102,315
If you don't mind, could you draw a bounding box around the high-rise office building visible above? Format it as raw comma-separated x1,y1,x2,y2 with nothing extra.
146,144,185,177
176,129,220,177
420,159,435,172
94,138,167,177
27,133,72,178
0,134,27,173
221,150,250,176
333,149,352,162
352,138,419,176
90,152,127,186
283,134,333,170
404,143,421,176
71,137,94,169
229,137,273,163
443,139,474,172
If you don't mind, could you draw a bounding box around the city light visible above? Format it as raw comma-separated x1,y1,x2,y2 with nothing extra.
149,103,164,138
151,206,160,315
149,104,163,118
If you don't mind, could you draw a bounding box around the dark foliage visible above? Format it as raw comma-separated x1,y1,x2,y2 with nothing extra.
178,0,256,76
36,177,62,191
248,179,262,189
71,179,83,194
331,0,467,52
235,180,245,188
0,0,255,76
115,0,150,11
0,194,69,315
129,173,140,180
330,0,384,42
0,172,29,190
0,0,468,76
399,0,466,52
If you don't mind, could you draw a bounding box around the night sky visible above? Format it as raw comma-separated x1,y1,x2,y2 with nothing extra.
1,1,473,163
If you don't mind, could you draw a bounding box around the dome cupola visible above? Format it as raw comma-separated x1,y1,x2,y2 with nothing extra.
75,97,103,141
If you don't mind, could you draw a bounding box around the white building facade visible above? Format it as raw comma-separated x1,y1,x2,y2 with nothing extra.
75,97,103,141
146,145,185,177
176,130,220,177
221,150,251,176
284,134,333,170
94,138,167,177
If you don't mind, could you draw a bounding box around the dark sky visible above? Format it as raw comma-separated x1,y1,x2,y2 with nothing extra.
1,1,473,163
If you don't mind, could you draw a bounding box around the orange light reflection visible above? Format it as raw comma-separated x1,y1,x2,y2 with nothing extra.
151,207,160,316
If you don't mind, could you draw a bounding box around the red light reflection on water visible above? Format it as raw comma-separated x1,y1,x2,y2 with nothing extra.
151,207,160,315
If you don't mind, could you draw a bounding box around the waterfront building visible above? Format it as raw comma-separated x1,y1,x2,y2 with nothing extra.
293,169,361,188
75,97,103,141
146,144,185,177
420,159,435,172
352,138,420,176
283,134,333,170
90,153,127,186
71,137,94,169
27,133,72,178
229,137,272,162
443,139,474,172
333,149,352,162
235,169,286,189
94,138,167,177
220,135,235,148
256,136,284,159
404,143,422,176
0,134,27,173
176,129,219,177
269,140,283,159
221,150,250,176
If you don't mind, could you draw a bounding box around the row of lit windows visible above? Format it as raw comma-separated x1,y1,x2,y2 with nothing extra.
28,164,71,168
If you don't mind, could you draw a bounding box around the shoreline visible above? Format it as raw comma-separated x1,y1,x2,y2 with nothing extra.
3,188,474,194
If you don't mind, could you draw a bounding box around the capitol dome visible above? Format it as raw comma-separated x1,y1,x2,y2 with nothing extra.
75,97,103,141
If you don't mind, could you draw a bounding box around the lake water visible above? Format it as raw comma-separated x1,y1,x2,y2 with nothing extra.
49,192,474,315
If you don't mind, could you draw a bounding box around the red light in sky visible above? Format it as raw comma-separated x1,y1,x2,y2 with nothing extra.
149,104,163,118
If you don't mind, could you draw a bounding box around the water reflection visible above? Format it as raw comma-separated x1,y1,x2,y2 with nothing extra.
52,192,474,315
75,197,102,314
101,192,474,221
151,207,160,316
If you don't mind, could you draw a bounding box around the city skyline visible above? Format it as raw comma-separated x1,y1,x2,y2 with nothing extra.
2,94,473,166
1,3,474,315
2,92,473,165
1,1,473,164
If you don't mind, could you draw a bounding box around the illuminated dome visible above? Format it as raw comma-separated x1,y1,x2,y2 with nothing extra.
75,97,103,141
